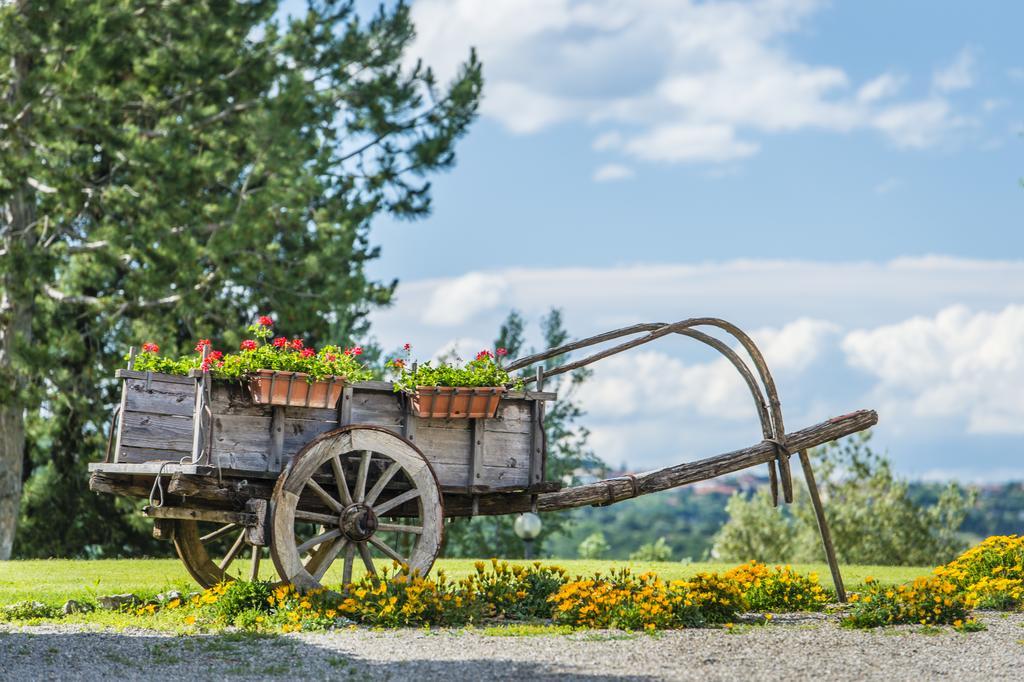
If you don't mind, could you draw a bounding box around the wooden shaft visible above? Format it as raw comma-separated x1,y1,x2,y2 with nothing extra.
798,448,846,602
532,409,876,513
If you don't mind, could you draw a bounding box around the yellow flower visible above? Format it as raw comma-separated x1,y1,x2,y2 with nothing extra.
184,615,196,625
167,598,181,609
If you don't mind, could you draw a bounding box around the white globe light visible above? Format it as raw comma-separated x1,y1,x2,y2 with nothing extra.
513,512,542,540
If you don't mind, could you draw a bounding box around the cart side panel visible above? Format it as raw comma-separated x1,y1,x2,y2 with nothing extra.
114,371,196,463
206,382,340,471
348,387,534,491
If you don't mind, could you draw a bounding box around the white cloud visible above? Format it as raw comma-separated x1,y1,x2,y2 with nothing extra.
421,272,508,326
592,163,635,182
622,123,759,163
842,304,1024,435
857,73,906,103
410,0,965,165
872,98,958,149
933,47,976,93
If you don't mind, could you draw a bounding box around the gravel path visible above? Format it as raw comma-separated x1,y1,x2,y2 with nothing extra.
1,612,1022,681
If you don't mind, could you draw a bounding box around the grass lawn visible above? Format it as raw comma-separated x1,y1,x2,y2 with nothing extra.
0,557,932,606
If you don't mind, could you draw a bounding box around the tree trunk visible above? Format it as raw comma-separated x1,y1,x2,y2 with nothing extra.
0,14,35,559
0,189,33,560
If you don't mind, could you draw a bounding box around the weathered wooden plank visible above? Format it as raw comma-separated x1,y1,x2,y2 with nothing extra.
120,411,195,452
121,378,196,417
429,461,530,490
142,505,257,526
117,446,193,463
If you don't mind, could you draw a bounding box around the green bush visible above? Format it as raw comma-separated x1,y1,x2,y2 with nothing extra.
0,600,60,621
629,537,672,561
205,580,274,625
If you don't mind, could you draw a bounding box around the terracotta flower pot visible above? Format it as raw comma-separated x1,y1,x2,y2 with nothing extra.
248,370,345,409
411,386,506,419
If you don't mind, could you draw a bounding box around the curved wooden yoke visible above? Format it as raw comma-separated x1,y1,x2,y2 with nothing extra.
506,318,797,505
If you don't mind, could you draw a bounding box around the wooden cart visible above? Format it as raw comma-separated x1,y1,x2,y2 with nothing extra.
88,318,877,597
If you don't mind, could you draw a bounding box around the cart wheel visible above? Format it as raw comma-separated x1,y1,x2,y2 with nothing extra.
172,519,270,589
269,426,444,591
173,519,341,590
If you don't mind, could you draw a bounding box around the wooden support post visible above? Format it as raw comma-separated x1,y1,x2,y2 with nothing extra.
191,347,209,464
269,406,285,472
530,366,545,486
470,418,484,487
112,351,134,464
338,385,353,426
402,399,416,443
798,448,846,602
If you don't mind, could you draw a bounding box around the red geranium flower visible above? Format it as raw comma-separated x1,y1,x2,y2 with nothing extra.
392,358,405,369
141,342,159,354
475,349,493,361
240,339,258,351
207,350,224,362
291,338,304,350
403,342,411,351
195,339,212,352
272,337,288,348
496,347,507,357
352,346,363,356
300,347,315,358
258,315,273,327
325,353,337,362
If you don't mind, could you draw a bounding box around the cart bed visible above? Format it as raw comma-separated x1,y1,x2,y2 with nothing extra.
109,370,556,493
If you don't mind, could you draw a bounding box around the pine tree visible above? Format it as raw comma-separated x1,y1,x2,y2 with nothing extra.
0,0,481,557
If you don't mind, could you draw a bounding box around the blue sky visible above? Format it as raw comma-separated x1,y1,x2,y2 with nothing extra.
288,2,1024,481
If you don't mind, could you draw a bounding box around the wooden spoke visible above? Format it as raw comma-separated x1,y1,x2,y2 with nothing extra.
219,529,247,572
358,541,377,576
376,522,423,534
369,535,406,565
200,523,238,543
307,478,343,513
312,537,347,582
330,454,354,506
294,510,339,526
372,488,420,515
354,450,371,502
364,462,401,507
250,546,261,581
296,528,341,556
342,541,356,584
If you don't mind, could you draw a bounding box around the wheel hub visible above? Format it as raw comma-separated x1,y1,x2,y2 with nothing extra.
339,503,378,542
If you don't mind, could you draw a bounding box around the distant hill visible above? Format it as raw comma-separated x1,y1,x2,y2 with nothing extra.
544,477,1024,560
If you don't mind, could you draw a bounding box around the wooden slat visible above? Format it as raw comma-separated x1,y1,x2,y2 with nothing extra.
116,446,193,463
142,505,257,526
122,378,196,417
120,411,195,452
